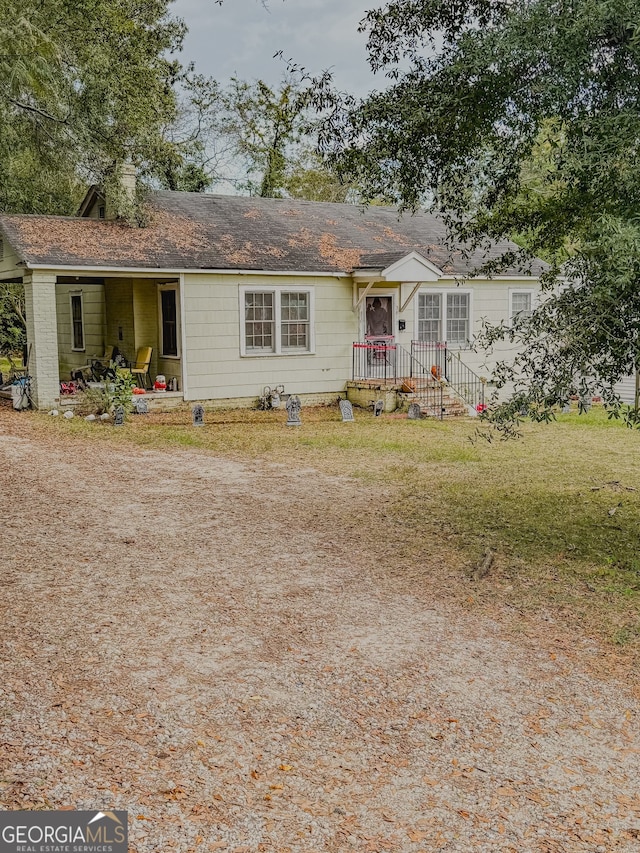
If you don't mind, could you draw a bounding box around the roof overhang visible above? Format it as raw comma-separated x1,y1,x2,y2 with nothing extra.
352,251,444,283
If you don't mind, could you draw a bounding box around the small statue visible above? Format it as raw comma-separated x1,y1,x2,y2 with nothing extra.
286,395,302,426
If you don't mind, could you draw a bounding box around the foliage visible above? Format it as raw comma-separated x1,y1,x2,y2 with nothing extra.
319,0,640,425
217,76,316,197
154,72,352,200
0,0,186,216
76,364,136,418
0,283,26,358
284,148,354,203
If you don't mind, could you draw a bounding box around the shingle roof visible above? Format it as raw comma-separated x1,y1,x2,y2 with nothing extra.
0,191,545,276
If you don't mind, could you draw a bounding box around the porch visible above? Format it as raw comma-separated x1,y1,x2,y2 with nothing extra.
349,339,487,416
22,271,184,408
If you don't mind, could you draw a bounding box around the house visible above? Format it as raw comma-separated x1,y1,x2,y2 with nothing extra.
0,188,546,411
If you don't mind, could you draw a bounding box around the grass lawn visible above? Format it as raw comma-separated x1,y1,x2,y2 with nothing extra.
0,355,23,378
40,402,640,666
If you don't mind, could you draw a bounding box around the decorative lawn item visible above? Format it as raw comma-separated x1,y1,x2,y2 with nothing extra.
339,399,355,422
192,404,205,427
286,395,302,426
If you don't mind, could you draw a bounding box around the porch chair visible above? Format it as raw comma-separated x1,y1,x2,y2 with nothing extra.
89,344,117,381
129,346,153,389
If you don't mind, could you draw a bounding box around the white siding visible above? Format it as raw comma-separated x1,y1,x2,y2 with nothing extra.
183,274,356,400
182,273,541,402
56,283,106,379
615,374,638,406
400,277,542,378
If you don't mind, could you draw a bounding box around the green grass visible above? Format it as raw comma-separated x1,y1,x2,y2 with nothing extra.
38,402,640,655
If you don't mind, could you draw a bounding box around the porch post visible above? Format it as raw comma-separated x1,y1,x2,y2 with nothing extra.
23,271,59,409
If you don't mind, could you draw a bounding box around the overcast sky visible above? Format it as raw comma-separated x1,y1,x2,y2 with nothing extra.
171,0,384,98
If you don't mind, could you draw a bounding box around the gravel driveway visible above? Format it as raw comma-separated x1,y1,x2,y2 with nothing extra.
1,412,639,852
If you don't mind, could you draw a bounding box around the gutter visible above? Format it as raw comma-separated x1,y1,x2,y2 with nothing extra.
23,264,349,278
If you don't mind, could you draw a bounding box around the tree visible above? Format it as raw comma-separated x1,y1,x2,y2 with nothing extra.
284,148,354,203
161,73,352,201
217,76,314,197
0,283,26,362
322,0,640,428
0,0,186,216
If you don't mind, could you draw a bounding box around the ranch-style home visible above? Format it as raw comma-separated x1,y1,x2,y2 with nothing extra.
0,185,546,412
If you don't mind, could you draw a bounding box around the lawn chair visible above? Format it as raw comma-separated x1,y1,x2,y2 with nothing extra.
129,346,153,389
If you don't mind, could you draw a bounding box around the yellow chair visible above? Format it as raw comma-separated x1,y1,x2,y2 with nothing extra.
129,346,153,389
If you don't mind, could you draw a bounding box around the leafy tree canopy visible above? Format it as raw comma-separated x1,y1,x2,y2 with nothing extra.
322,0,640,428
0,283,26,360
158,73,353,201
0,0,186,215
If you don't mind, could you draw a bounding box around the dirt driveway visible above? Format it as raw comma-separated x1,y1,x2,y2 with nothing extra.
1,411,639,852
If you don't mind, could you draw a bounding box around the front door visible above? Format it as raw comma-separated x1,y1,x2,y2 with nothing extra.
365,294,393,340
362,294,395,381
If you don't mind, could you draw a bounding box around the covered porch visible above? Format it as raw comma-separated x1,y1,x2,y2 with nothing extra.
23,270,184,409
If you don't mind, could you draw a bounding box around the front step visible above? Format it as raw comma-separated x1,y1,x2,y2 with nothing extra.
419,398,469,418
401,384,470,418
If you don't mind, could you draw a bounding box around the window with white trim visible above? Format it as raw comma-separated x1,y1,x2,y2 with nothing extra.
241,287,313,355
417,291,471,346
510,290,533,321
70,293,85,351
159,284,180,357
446,292,470,345
280,291,310,349
417,293,441,342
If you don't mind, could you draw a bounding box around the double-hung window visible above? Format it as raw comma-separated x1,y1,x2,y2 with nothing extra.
70,293,85,351
242,287,313,355
417,291,471,346
417,293,441,342
446,293,470,345
510,290,534,322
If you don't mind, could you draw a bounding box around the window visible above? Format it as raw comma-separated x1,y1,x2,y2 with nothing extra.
70,293,84,351
417,293,441,342
241,287,314,356
416,290,471,346
159,285,180,357
280,291,310,349
245,292,274,352
98,205,106,219
510,290,533,321
446,293,470,345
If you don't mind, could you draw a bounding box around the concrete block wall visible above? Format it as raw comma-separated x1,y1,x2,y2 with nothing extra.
24,271,60,409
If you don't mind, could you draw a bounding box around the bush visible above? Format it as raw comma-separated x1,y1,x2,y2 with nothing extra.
75,364,136,419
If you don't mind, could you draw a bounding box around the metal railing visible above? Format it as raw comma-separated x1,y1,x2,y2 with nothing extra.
444,350,486,412
352,339,434,390
411,340,487,412
410,341,448,381
351,339,488,416
352,339,446,418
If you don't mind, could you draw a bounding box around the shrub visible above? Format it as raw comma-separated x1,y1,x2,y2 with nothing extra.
75,364,136,419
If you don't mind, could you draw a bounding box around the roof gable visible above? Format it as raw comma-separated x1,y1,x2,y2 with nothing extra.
381,251,443,282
